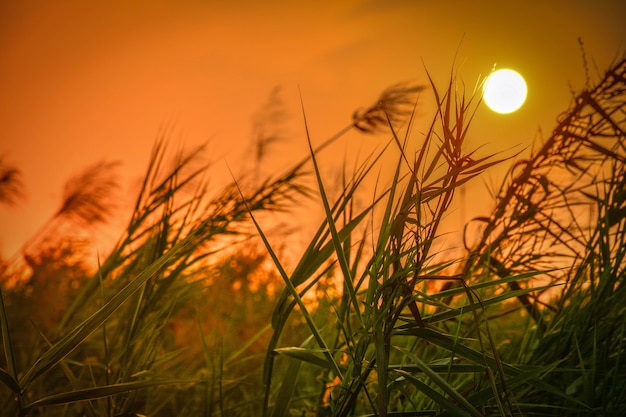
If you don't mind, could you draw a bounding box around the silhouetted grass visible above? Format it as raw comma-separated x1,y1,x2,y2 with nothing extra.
0,157,24,207
0,57,625,416
251,58,626,416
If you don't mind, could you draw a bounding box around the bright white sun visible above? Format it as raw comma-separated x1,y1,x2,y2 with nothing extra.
483,69,527,114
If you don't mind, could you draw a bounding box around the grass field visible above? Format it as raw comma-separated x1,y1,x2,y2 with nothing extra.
1,57,625,416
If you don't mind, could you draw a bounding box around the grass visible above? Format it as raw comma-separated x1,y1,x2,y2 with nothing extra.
1,56,625,416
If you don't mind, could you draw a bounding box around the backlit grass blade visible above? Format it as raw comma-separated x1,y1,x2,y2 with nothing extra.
269,357,302,417
423,283,559,325
395,346,483,417
274,347,338,370
396,327,515,374
19,379,191,417
236,187,340,371
19,237,190,389
228,171,342,416
299,91,362,325
396,371,475,417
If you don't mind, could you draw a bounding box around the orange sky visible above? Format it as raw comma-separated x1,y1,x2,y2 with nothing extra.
1,0,625,258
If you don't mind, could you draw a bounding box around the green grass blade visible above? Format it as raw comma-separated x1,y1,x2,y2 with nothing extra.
0,288,19,393
269,357,302,417
228,171,343,415
19,238,189,389
395,370,471,417
226,323,271,365
299,91,362,325
396,346,483,417
19,379,190,417
374,328,389,414
423,283,560,325
274,347,337,370
396,327,512,373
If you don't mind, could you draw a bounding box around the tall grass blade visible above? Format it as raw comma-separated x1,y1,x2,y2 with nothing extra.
0,288,19,394
395,346,482,417
299,91,362,325
19,237,189,389
269,358,302,417
229,172,343,415
19,379,191,417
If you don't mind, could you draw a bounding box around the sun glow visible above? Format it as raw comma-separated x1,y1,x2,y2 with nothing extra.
483,69,527,114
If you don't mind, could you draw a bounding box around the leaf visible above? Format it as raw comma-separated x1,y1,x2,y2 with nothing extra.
19,379,190,417
395,369,474,417
269,358,302,417
274,347,336,370
395,346,483,417
0,366,20,393
19,238,189,389
0,288,18,392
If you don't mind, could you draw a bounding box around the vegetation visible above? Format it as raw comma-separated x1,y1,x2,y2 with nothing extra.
1,57,625,416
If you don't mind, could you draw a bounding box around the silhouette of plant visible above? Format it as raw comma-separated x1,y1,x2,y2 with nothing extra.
251,85,289,166
352,82,425,133
0,157,24,207
2,57,625,416
1,160,121,274
54,160,120,226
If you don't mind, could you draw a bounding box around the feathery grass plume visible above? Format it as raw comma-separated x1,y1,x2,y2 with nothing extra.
352,82,425,134
54,160,120,226
16,160,119,267
0,157,25,207
251,85,289,167
1,160,119,284
278,80,425,175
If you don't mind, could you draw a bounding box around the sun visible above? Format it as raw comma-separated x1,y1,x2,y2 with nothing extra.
483,69,527,114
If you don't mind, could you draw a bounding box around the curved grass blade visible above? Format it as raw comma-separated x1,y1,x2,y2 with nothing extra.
274,347,337,370
0,366,20,393
299,91,362,325
228,170,343,415
269,357,302,417
19,237,190,389
395,346,483,417
394,370,475,417
19,379,191,417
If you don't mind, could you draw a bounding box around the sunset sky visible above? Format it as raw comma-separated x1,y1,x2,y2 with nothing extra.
1,0,625,258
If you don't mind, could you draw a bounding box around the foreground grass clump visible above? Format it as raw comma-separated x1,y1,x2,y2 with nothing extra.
0,136,312,416
257,72,520,416
1,57,625,416
255,58,626,416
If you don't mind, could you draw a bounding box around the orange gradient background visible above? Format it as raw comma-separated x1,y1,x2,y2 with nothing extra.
1,0,625,258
